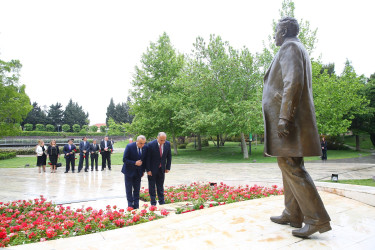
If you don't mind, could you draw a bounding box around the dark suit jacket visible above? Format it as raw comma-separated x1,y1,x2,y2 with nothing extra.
262,37,321,157
79,141,90,155
63,144,76,159
146,140,171,175
90,143,100,154
121,142,148,177
100,140,113,153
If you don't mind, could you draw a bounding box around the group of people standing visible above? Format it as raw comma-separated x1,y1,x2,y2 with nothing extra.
35,136,114,173
121,132,172,209
35,139,60,173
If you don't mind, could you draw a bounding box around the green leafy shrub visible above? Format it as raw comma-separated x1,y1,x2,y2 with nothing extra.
35,124,45,131
62,124,70,132
73,124,81,133
177,143,187,149
90,125,98,133
201,138,209,147
0,152,17,160
100,126,106,133
0,148,35,155
24,124,33,131
82,125,89,132
46,124,55,132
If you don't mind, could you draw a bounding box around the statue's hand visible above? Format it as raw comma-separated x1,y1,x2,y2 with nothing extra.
277,119,291,138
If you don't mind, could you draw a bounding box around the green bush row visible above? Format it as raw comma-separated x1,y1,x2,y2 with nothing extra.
0,152,17,160
18,131,110,137
0,148,36,155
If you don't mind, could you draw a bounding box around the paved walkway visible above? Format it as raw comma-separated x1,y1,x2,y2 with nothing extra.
1,162,375,249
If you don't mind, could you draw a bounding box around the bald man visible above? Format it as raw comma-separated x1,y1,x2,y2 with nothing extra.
146,132,172,206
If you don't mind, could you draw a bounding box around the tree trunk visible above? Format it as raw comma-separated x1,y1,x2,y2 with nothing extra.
216,135,220,148
210,136,217,147
240,132,249,159
240,139,244,153
355,134,360,151
197,134,202,151
172,134,178,155
370,133,375,147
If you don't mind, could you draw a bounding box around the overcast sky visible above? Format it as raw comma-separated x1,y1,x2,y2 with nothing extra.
1,0,374,125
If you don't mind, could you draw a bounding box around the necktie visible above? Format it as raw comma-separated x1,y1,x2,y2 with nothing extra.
138,148,142,157
69,145,71,150
159,144,162,168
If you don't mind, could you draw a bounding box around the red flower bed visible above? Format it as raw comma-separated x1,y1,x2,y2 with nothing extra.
0,196,166,248
140,182,283,214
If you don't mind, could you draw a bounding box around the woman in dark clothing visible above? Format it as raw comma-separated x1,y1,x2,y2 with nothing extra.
47,140,60,173
321,137,328,161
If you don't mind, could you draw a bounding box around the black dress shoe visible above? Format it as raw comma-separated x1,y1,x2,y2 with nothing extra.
270,215,302,228
84,170,88,172
91,169,93,171
96,169,98,171
72,171,75,173
109,168,111,171
292,222,331,238
64,171,68,173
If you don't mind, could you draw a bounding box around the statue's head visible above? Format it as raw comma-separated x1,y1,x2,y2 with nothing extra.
274,17,299,46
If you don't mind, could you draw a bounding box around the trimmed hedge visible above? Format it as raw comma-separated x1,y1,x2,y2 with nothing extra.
0,152,17,160
18,131,109,136
0,148,36,155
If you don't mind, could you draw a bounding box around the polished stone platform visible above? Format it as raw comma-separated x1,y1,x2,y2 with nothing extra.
1,162,374,249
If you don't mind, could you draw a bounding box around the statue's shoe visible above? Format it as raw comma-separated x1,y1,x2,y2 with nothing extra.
292,222,331,238
270,215,302,228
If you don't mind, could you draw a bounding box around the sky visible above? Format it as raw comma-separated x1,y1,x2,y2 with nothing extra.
1,0,374,125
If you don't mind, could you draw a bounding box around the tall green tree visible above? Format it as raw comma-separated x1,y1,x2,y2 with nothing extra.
106,98,116,125
0,58,32,136
22,102,49,129
313,60,369,136
130,32,185,155
47,102,64,128
63,99,89,127
182,35,262,158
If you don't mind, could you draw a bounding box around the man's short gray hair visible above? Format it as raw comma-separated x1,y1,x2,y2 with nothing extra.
137,135,146,141
158,132,167,138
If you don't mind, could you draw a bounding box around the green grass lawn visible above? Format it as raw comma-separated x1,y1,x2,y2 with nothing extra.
323,179,375,187
344,134,374,150
0,141,372,168
113,139,130,148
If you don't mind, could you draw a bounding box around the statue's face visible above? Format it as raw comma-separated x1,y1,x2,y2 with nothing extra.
274,24,286,46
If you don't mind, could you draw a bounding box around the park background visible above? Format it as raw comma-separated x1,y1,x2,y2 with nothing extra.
1,0,375,163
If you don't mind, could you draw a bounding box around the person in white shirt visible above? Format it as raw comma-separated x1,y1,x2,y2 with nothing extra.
35,139,47,173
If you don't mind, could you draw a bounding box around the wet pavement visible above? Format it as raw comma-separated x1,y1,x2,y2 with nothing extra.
1,161,375,249
1,162,375,204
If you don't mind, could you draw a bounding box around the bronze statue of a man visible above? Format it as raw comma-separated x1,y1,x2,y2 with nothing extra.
262,17,331,238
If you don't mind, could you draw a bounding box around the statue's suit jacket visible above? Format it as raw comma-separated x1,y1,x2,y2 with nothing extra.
262,37,321,157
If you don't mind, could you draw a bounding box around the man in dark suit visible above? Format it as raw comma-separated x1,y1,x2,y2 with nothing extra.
78,136,90,172
146,132,171,206
121,135,148,209
262,17,330,238
90,139,100,171
100,136,113,170
63,139,76,173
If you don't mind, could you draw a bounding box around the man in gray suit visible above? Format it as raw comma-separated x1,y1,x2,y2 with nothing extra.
262,17,331,238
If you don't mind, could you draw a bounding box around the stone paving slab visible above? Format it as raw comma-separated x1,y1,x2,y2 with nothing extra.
1,162,374,204
9,192,375,250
